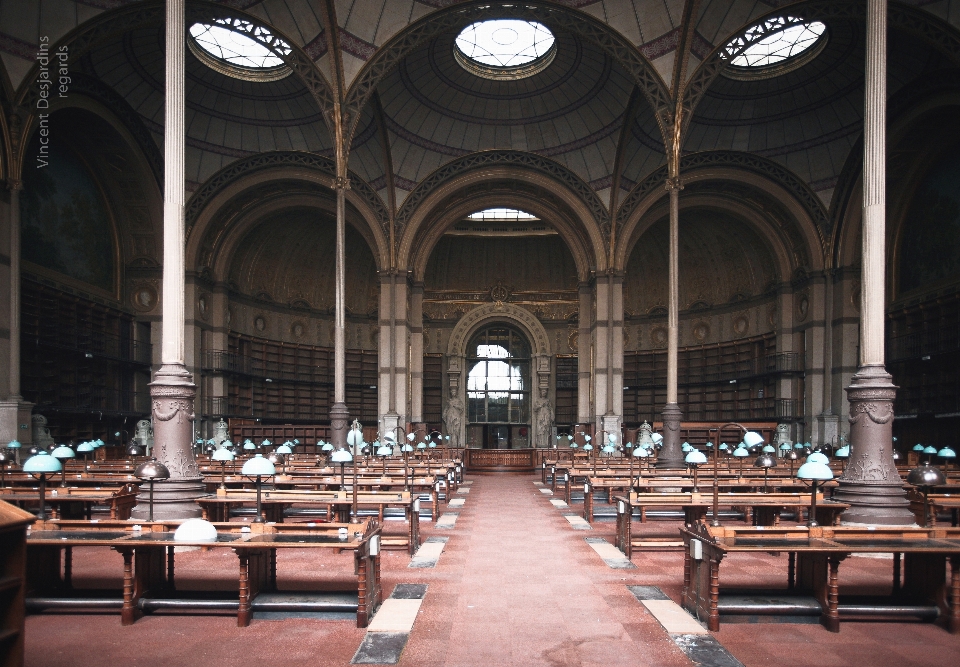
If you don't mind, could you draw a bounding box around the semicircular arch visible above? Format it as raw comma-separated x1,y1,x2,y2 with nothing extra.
447,302,552,359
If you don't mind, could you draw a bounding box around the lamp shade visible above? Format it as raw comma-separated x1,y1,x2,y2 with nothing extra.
6,440,21,450
401,444,414,452
377,445,393,456
779,443,792,451
762,445,776,453
406,432,416,441
569,442,578,448
261,439,272,448
582,443,593,451
243,441,256,450
684,450,707,465
794,442,805,449
755,454,777,468
681,442,692,452
733,447,750,458
608,433,618,444
923,445,938,455
241,454,276,476
23,451,63,473
212,447,235,462
651,433,663,446
330,449,353,463
383,431,397,442
743,431,764,448
835,445,850,458
796,461,834,480
76,442,94,453
907,463,946,487
276,444,293,455
417,442,427,450
134,459,170,481
94,439,105,448
602,444,616,453
126,444,144,457
632,446,647,457
786,450,799,461
428,442,437,448
938,447,957,459
321,441,334,451
51,445,76,460
806,452,829,465
347,430,363,447
913,444,925,451
719,443,729,451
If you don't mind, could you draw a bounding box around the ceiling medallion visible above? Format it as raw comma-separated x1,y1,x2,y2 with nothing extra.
490,283,510,304
454,20,556,81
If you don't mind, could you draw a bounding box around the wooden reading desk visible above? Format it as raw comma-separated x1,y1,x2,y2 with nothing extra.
0,484,138,519
25,518,383,628
680,523,960,633
613,492,848,557
197,489,421,554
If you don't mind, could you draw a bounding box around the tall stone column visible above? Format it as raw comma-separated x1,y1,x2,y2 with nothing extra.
378,272,407,435
0,177,34,448
134,0,202,519
657,177,684,469
409,281,424,424
577,282,592,424
594,273,623,439
329,179,351,447
834,0,912,525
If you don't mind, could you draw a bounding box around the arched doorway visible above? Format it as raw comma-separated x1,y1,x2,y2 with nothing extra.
466,325,532,449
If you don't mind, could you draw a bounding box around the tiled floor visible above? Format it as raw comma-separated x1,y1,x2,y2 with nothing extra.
24,474,960,667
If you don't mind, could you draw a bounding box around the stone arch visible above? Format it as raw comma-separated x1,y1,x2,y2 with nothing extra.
399,158,608,279
343,0,673,149
185,154,390,275
615,158,826,276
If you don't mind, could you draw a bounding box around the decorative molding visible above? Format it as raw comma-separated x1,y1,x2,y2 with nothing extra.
615,150,830,242
184,151,389,238
446,302,552,358
395,150,609,244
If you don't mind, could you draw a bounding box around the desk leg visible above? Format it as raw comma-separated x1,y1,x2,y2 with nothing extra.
166,546,175,590
788,552,795,590
64,547,73,589
237,552,252,627
432,490,439,522
707,557,722,632
584,489,593,524
822,555,842,633
119,548,138,626
269,549,278,590
950,556,960,634
893,552,901,595
356,546,370,628
682,546,691,602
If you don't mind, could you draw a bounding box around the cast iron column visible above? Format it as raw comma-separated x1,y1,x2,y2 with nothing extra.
834,0,912,525
134,0,202,519
658,176,684,469
329,179,350,448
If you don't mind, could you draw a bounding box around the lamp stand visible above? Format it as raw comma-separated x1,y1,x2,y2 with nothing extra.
148,479,155,522
37,473,48,521
254,475,264,523
220,461,227,490
807,480,819,528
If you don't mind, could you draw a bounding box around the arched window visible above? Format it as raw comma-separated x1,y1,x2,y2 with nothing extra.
467,326,531,424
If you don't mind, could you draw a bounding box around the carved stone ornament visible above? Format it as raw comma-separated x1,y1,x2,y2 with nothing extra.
447,302,551,357
131,283,158,312
148,364,201,482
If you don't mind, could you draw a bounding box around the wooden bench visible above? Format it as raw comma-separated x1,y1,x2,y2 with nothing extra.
680,523,960,633
613,492,847,557
26,518,383,628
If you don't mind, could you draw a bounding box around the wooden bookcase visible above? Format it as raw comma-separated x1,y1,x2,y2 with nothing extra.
623,333,791,425
554,355,579,427
0,501,35,667
422,354,443,425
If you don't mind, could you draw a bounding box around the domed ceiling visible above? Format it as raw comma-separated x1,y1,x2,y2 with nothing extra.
78,21,332,191
228,208,378,316
623,208,778,317
348,24,659,209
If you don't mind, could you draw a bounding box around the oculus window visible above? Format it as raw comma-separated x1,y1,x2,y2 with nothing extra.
467,326,531,424
455,20,556,80
189,18,293,81
467,208,539,221
722,17,827,80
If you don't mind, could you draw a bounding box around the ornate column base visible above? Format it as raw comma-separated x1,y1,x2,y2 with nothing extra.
131,364,203,520
656,403,685,470
0,398,34,449
381,412,401,438
835,365,913,525
330,401,350,448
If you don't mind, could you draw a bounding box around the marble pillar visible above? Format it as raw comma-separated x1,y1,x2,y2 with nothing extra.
134,0,202,519
409,281,424,424
835,0,912,525
577,282,592,423
658,177,684,469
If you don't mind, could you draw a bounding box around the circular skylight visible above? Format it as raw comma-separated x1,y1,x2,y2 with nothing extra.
188,18,293,81
454,20,556,80
723,17,827,79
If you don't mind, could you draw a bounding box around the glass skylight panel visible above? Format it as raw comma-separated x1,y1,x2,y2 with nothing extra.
188,18,293,80
456,20,554,67
467,208,538,221
725,17,826,68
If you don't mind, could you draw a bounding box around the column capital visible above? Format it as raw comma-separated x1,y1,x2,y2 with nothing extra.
334,176,351,191
664,177,684,193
